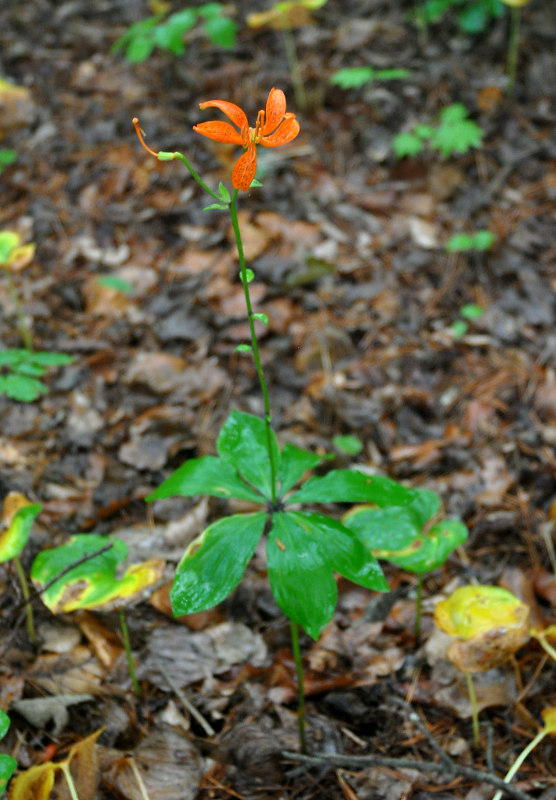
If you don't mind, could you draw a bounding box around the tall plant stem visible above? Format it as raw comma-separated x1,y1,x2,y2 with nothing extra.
7,275,32,350
507,6,520,95
415,574,423,644
280,23,307,112
14,555,36,645
119,609,141,698
228,191,277,506
466,672,480,747
290,620,307,753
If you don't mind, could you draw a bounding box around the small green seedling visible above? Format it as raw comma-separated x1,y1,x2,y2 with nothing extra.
0,350,74,402
414,0,504,35
329,67,411,90
0,149,16,176
343,488,468,640
393,104,483,159
0,492,42,645
112,3,236,63
434,585,530,746
450,303,485,339
96,275,135,295
31,534,165,697
332,434,363,456
0,710,17,795
446,230,496,253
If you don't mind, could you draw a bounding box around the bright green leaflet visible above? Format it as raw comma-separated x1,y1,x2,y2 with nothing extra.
217,410,280,501
0,504,42,563
171,513,267,616
0,709,17,795
267,511,388,639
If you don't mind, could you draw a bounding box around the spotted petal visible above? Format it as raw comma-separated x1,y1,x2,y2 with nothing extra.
261,114,300,147
193,121,244,145
263,87,286,136
232,143,257,191
198,99,248,134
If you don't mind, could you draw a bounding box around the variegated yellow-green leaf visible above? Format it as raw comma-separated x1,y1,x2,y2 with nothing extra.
0,492,42,563
30,534,165,613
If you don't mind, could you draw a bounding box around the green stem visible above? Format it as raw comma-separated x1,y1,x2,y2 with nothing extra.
7,275,32,350
466,672,480,747
492,729,546,800
60,763,81,800
228,190,278,505
507,6,520,95
290,620,307,753
281,23,307,112
14,555,36,646
119,609,141,698
415,574,423,644
172,152,222,201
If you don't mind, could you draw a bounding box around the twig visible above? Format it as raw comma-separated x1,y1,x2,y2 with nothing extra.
281,751,534,800
154,656,215,737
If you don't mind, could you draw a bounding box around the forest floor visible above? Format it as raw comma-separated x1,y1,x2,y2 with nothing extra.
1,1,556,798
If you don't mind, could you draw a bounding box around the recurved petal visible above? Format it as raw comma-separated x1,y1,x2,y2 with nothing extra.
260,114,300,147
263,87,286,135
198,99,248,132
193,121,244,145
232,144,257,191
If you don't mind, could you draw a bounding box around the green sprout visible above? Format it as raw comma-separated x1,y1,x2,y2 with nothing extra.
450,304,485,339
393,104,483,159
112,3,236,63
329,67,411,90
0,149,16,176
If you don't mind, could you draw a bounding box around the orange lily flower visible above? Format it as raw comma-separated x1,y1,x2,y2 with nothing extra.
193,87,300,191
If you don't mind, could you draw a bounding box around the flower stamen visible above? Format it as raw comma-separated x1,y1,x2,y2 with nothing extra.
132,117,159,158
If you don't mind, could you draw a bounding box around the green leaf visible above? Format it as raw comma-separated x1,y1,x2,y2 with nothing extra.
204,15,236,49
249,178,263,188
473,230,496,250
451,320,468,339
0,232,19,264
406,487,440,529
31,534,165,613
446,233,475,252
0,754,17,795
0,710,9,740
431,104,483,157
234,344,253,353
267,511,387,639
0,149,16,174
153,21,186,55
287,469,417,507
278,443,323,494
393,132,423,158
171,512,266,616
97,276,135,294
343,506,468,574
0,374,47,401
332,434,363,455
204,202,228,211
217,410,280,501
329,67,374,89
267,512,338,639
243,268,255,283
126,36,155,63
460,303,484,320
0,502,42,563
414,124,435,140
251,312,268,325
31,534,127,612
146,454,265,503
218,181,231,203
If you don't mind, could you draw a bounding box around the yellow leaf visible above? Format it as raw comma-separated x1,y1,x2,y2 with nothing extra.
6,243,36,273
541,707,556,734
8,762,55,800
